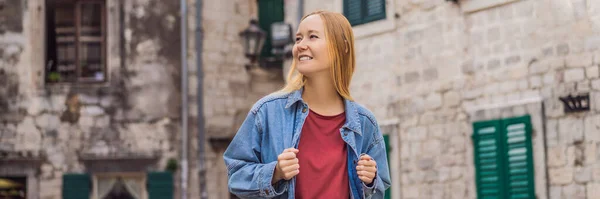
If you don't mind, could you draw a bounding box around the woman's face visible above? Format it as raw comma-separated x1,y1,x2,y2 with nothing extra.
293,15,330,78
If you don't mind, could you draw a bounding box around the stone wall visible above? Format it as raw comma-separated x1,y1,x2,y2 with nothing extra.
197,0,285,198
288,0,600,198
0,0,186,198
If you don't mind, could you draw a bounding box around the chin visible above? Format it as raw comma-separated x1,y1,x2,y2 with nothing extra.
296,64,328,77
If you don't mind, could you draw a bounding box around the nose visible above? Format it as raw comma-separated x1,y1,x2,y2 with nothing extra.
296,42,308,52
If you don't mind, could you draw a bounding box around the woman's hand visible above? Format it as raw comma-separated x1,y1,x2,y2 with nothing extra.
357,154,377,185
272,148,300,184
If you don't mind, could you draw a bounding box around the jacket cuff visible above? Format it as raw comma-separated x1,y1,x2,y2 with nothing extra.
362,174,378,198
259,161,287,198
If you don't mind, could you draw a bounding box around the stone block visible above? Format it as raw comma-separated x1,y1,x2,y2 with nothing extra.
559,118,584,144
587,65,599,78
403,185,420,198
565,68,586,83
95,116,110,127
550,186,562,199
81,106,105,116
594,164,600,181
592,79,600,90
78,94,99,104
587,183,600,199
405,71,420,84
585,142,597,165
577,81,591,92
449,181,466,199
425,93,442,110
549,167,573,185
487,59,501,70
585,115,600,142
423,68,438,81
443,91,461,107
428,124,445,140
557,43,570,56
499,81,518,93
566,54,593,68
405,126,427,141
35,114,60,130
562,183,586,199
16,117,42,151
574,166,592,183
449,136,466,153
50,95,66,112
530,75,542,88
544,72,557,85
548,146,566,167
423,140,441,157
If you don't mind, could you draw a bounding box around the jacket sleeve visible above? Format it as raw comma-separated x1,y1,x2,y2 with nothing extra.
223,110,288,198
362,124,391,199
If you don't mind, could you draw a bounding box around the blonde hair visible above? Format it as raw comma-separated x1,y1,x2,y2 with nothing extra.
279,10,356,101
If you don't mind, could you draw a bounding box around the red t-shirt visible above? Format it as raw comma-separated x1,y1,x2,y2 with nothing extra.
295,109,350,199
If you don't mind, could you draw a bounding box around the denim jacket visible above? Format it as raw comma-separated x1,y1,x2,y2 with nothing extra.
224,89,391,199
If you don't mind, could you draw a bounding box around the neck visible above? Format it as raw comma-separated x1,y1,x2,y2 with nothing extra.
302,74,345,116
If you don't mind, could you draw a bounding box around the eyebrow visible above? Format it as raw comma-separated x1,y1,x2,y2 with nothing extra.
295,30,320,36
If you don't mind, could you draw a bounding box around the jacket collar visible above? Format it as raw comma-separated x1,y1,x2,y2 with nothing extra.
285,88,362,136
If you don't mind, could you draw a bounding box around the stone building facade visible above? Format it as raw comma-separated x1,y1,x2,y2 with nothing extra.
282,0,600,198
3,0,600,199
0,0,282,198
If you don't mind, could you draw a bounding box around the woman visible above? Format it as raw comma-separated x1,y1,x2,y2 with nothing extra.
224,10,391,199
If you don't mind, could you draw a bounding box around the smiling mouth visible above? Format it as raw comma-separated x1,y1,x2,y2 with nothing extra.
299,55,313,61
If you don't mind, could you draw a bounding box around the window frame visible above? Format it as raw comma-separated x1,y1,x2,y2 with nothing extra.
343,0,387,27
338,0,396,39
472,115,536,199
92,172,149,199
45,0,107,84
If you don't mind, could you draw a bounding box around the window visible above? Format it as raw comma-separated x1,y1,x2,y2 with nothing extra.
257,0,284,58
343,0,386,26
0,176,27,199
472,115,535,199
45,0,106,83
62,172,173,199
383,134,391,199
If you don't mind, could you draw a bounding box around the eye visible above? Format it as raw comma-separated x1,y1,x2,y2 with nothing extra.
310,35,318,39
295,37,302,42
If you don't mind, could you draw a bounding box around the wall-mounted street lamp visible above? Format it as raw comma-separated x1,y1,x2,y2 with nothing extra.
240,19,294,71
239,19,266,70
270,22,294,59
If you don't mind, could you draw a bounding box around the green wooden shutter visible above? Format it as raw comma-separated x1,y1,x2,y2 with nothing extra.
147,172,174,199
62,173,91,199
383,134,391,199
502,115,535,199
344,0,386,26
363,0,386,24
344,0,363,26
472,120,506,199
258,0,284,58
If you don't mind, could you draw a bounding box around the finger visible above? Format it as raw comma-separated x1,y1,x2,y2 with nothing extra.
284,148,300,153
279,152,297,160
282,164,300,172
364,166,377,173
284,169,300,180
358,160,371,166
362,170,376,179
360,154,373,160
356,165,363,171
358,176,373,184
280,158,299,167
364,160,377,167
